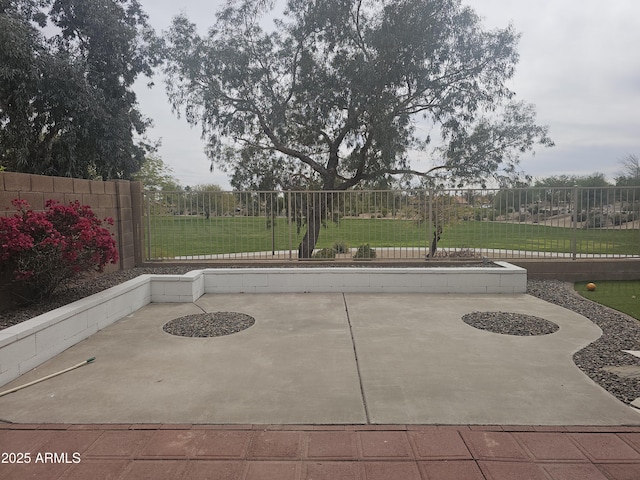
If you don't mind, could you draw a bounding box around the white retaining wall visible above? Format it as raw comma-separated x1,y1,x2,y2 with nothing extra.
0,263,525,387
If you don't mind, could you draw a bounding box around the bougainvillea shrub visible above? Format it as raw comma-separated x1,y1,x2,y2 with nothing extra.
0,199,118,302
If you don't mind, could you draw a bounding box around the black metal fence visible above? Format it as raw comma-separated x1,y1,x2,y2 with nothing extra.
143,187,640,261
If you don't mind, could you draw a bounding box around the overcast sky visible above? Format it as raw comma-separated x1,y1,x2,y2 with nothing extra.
134,0,640,189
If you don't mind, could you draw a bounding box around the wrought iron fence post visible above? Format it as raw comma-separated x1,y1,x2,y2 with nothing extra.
427,189,433,260
146,193,151,261
271,192,276,257
288,190,292,260
572,185,578,260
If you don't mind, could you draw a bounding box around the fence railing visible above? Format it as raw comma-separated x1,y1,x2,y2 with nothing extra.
143,187,640,261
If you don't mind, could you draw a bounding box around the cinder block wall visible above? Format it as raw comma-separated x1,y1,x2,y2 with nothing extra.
0,172,143,271
509,258,640,282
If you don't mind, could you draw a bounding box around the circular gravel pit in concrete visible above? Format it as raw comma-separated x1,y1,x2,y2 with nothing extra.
462,311,559,336
163,312,255,338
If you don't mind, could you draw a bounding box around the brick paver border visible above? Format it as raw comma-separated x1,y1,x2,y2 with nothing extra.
2,424,640,479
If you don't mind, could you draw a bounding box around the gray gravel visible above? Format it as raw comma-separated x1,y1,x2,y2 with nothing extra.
462,311,560,336
1,269,639,406
163,312,255,337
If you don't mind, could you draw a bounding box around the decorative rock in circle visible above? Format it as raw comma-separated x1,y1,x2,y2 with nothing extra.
163,312,255,337
462,311,559,336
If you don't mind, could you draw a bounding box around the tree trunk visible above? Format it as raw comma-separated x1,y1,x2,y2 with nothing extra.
429,225,443,257
298,193,324,259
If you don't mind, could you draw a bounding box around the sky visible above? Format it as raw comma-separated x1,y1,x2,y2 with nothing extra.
133,0,640,189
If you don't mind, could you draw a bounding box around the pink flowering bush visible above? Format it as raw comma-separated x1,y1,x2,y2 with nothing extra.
0,199,118,302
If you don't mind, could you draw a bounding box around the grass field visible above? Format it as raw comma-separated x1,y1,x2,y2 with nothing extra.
145,215,640,258
576,281,640,320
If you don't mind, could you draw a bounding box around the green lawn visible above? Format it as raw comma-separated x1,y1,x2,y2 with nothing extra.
445,222,639,255
575,281,640,320
145,215,640,258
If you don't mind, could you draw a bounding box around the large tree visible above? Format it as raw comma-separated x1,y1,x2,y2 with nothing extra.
164,0,553,257
616,154,640,187
0,0,160,179
132,152,182,192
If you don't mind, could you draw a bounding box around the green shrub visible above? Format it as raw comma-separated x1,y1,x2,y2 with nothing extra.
332,241,349,254
353,243,376,259
613,212,635,225
312,247,336,258
585,212,607,228
0,199,118,302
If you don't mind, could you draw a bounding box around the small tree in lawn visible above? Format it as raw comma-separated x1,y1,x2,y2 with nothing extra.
164,0,553,257
189,184,238,218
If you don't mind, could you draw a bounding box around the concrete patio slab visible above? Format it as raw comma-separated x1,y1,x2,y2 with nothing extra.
346,293,640,425
0,293,638,426
0,295,365,424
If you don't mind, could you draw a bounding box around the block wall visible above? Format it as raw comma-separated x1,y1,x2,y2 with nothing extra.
0,172,144,271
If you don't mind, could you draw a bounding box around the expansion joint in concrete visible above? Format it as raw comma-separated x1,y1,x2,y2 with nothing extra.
193,302,207,314
343,293,371,424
